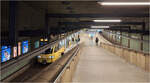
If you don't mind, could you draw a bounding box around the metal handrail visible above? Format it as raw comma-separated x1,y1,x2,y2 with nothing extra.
103,31,149,43
53,46,80,83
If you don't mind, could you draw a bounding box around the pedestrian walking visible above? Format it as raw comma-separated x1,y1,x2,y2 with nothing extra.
95,37,99,46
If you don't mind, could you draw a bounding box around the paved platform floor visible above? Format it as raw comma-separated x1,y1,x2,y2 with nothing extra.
72,33,149,82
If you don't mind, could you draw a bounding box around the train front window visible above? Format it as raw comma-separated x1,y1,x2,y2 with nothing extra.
43,48,53,54
50,48,53,54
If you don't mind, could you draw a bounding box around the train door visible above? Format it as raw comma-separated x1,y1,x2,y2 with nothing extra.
53,44,60,61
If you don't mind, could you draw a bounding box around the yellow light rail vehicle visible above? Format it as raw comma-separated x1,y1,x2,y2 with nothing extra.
37,44,65,64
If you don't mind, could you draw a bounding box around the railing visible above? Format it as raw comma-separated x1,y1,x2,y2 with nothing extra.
102,31,149,53
53,46,80,83
101,42,150,72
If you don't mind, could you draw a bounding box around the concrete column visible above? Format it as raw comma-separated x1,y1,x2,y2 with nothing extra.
141,23,145,51
128,33,130,48
45,9,49,37
115,31,117,43
120,31,122,45
141,35,143,51
9,1,18,46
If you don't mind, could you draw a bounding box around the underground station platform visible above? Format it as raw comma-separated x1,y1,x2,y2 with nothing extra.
1,1,150,83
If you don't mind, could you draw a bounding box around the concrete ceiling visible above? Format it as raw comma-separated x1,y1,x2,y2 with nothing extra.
25,1,149,28
47,1,149,14
26,1,149,16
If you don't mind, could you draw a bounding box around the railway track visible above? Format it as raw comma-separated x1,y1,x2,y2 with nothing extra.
9,45,79,82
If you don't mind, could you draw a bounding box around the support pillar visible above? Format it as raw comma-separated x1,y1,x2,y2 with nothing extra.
9,1,17,46
141,23,145,51
45,9,49,37
128,34,130,48
120,31,122,45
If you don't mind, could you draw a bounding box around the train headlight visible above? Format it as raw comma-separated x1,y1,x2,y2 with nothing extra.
49,56,54,58
37,56,41,58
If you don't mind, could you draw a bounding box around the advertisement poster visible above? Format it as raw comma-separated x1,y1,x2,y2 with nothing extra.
34,41,39,48
22,40,28,54
1,46,11,62
18,42,21,56
13,46,17,58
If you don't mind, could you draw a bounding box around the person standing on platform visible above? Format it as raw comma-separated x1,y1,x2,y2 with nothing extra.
95,37,99,46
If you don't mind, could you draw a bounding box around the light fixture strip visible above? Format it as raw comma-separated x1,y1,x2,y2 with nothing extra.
93,20,122,22
98,2,150,6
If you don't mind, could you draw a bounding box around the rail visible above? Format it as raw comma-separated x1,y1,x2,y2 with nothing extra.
53,46,80,83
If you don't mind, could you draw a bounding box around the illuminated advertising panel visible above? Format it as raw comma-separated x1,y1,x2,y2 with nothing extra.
18,42,21,56
1,46,11,62
22,40,28,54
34,41,39,48
13,46,17,58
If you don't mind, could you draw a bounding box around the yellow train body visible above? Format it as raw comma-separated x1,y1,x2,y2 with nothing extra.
37,33,79,64
37,45,65,64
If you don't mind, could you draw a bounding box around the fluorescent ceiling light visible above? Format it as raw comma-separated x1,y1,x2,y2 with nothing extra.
98,2,150,6
91,26,110,28
93,20,121,22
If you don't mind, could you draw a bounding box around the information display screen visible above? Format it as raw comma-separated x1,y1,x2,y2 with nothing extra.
1,46,11,62
22,40,28,54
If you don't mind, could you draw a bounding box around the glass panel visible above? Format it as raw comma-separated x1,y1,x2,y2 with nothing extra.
143,41,149,53
130,39,141,51
122,37,128,47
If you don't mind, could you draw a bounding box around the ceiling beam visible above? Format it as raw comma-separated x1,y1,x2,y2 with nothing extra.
47,13,149,18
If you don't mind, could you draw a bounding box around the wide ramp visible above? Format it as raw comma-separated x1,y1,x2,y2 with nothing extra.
72,33,149,82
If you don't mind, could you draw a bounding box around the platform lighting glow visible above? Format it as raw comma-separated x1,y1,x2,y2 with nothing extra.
93,20,121,22
98,2,150,6
91,26,110,28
